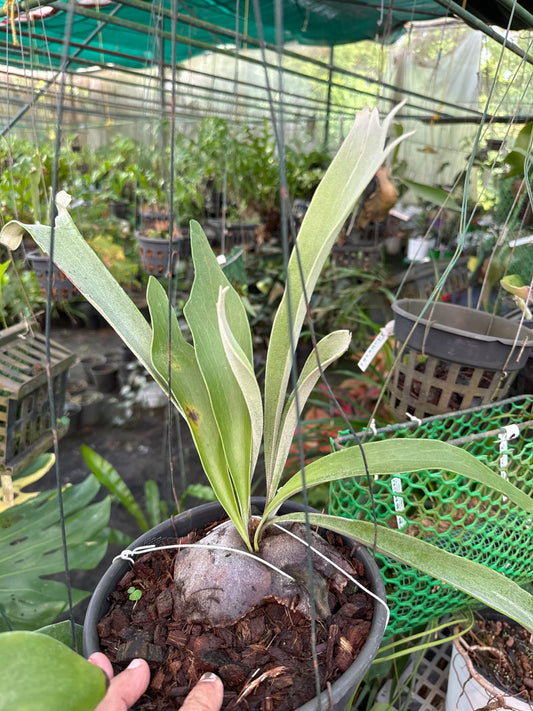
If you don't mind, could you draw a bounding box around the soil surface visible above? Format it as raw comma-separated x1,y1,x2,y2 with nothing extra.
97,523,375,711
462,612,533,702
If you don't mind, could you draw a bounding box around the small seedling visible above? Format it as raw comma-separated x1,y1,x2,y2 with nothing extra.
127,586,142,601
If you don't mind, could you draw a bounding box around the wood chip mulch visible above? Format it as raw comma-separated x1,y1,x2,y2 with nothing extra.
97,525,375,711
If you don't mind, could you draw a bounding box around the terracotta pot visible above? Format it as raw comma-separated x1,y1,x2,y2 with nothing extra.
84,499,388,711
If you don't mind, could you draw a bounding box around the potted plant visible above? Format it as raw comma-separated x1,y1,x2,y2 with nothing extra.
446,611,533,711
2,105,533,710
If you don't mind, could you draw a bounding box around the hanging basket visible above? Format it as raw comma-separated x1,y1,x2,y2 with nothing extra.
28,251,79,301
0,322,75,502
136,228,190,276
328,395,533,639
388,299,533,420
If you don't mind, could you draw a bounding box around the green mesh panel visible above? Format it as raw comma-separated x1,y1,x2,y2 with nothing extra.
328,395,533,638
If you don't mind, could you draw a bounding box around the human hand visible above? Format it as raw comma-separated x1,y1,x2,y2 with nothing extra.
88,653,150,711
88,653,224,711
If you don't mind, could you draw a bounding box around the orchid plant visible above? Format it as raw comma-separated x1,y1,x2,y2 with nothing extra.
1,106,533,638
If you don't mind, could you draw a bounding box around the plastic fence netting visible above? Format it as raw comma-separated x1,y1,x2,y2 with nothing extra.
328,395,533,638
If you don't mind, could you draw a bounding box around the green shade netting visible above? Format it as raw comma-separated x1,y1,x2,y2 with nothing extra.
1,0,448,70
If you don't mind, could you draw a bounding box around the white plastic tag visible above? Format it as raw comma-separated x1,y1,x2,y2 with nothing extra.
498,424,520,481
358,320,394,372
391,477,407,530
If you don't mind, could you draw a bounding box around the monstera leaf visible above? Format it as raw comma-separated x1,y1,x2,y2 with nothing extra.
0,475,110,631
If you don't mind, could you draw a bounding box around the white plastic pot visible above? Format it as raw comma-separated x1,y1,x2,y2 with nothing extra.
446,640,531,711
406,236,435,262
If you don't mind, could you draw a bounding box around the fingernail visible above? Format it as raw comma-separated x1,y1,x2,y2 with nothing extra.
127,658,145,669
199,672,220,682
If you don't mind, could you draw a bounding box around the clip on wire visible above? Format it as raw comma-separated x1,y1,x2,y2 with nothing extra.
498,424,520,482
405,412,422,427
113,544,157,564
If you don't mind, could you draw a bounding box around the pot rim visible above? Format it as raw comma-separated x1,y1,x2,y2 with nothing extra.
392,298,533,347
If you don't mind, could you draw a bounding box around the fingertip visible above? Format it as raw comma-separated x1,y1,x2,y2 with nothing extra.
88,652,114,680
181,673,224,711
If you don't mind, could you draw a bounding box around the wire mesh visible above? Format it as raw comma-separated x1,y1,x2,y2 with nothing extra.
328,395,533,638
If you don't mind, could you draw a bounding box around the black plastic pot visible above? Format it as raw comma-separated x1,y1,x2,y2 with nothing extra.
136,229,191,276
84,498,387,711
28,250,79,301
389,299,533,419
392,299,533,370
90,363,119,393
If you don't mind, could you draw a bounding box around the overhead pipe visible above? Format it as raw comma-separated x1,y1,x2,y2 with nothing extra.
44,0,485,118
0,2,122,136
432,0,533,66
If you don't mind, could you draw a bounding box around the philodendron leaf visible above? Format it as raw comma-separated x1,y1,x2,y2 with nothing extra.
36,620,84,651
147,277,247,545
0,631,106,711
0,475,110,631
260,439,533,530
268,330,351,499
500,274,533,318
501,274,533,301
504,121,533,177
276,512,533,633
185,221,253,526
264,104,409,487
401,178,461,211
0,191,158,386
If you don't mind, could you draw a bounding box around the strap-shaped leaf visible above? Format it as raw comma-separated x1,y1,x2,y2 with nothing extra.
259,439,533,534
81,444,149,531
276,512,533,633
184,222,253,526
0,475,110,631
147,277,247,545
263,105,408,485
0,191,157,385
217,285,263,480
268,330,351,499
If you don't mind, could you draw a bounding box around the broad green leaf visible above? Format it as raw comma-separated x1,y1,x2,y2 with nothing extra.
185,221,253,526
81,444,149,531
36,620,84,651
259,439,533,532
501,274,532,301
268,330,351,498
0,631,106,711
217,285,263,479
0,191,157,384
147,277,247,544
179,484,217,509
263,105,407,486
401,178,461,211
0,475,110,631
276,512,533,632
504,122,533,177
0,454,54,513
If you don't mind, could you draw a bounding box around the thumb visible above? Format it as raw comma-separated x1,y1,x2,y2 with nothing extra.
92,658,151,711
181,673,224,711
